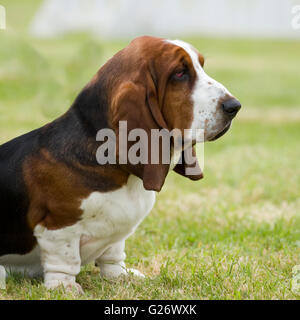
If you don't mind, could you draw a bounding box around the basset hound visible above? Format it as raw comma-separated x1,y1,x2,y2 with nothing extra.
0,36,241,292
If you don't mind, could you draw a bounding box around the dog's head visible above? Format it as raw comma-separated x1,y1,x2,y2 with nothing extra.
85,36,241,191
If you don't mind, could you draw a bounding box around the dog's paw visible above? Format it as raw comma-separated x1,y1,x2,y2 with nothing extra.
100,263,145,279
44,273,84,294
126,268,145,278
45,279,84,294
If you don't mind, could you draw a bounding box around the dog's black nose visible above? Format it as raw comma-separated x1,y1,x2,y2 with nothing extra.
222,98,241,116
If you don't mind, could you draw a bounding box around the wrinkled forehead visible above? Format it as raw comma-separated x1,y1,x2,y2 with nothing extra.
128,37,204,69
166,39,205,70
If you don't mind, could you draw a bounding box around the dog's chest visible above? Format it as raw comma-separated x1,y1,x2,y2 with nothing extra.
78,176,155,263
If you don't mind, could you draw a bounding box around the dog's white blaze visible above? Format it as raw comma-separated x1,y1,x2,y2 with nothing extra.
167,39,232,140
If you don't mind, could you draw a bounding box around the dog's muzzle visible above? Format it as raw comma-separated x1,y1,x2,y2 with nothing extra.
209,97,241,141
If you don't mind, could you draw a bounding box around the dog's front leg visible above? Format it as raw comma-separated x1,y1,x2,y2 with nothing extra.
34,225,83,293
96,240,145,279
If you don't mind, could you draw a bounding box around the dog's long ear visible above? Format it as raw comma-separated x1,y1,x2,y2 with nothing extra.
111,72,170,192
173,146,203,181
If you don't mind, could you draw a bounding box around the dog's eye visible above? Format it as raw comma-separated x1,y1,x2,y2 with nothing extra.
173,69,188,81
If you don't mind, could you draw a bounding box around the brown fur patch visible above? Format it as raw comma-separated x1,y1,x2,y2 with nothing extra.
24,149,128,230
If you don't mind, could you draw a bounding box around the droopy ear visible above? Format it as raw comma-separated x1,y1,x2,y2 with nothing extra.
173,146,203,181
112,78,170,192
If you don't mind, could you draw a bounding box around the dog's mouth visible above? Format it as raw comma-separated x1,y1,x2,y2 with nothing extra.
208,122,231,141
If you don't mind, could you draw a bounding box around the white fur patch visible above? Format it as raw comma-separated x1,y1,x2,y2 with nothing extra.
167,39,232,141
78,175,155,264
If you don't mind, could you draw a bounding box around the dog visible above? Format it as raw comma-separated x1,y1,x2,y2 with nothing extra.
0,36,241,292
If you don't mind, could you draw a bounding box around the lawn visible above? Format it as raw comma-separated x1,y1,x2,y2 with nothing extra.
0,0,299,300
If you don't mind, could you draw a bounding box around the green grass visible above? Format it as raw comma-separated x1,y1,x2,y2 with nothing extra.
0,0,299,300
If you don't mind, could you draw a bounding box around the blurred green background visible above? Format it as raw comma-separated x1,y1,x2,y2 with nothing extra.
0,0,299,300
